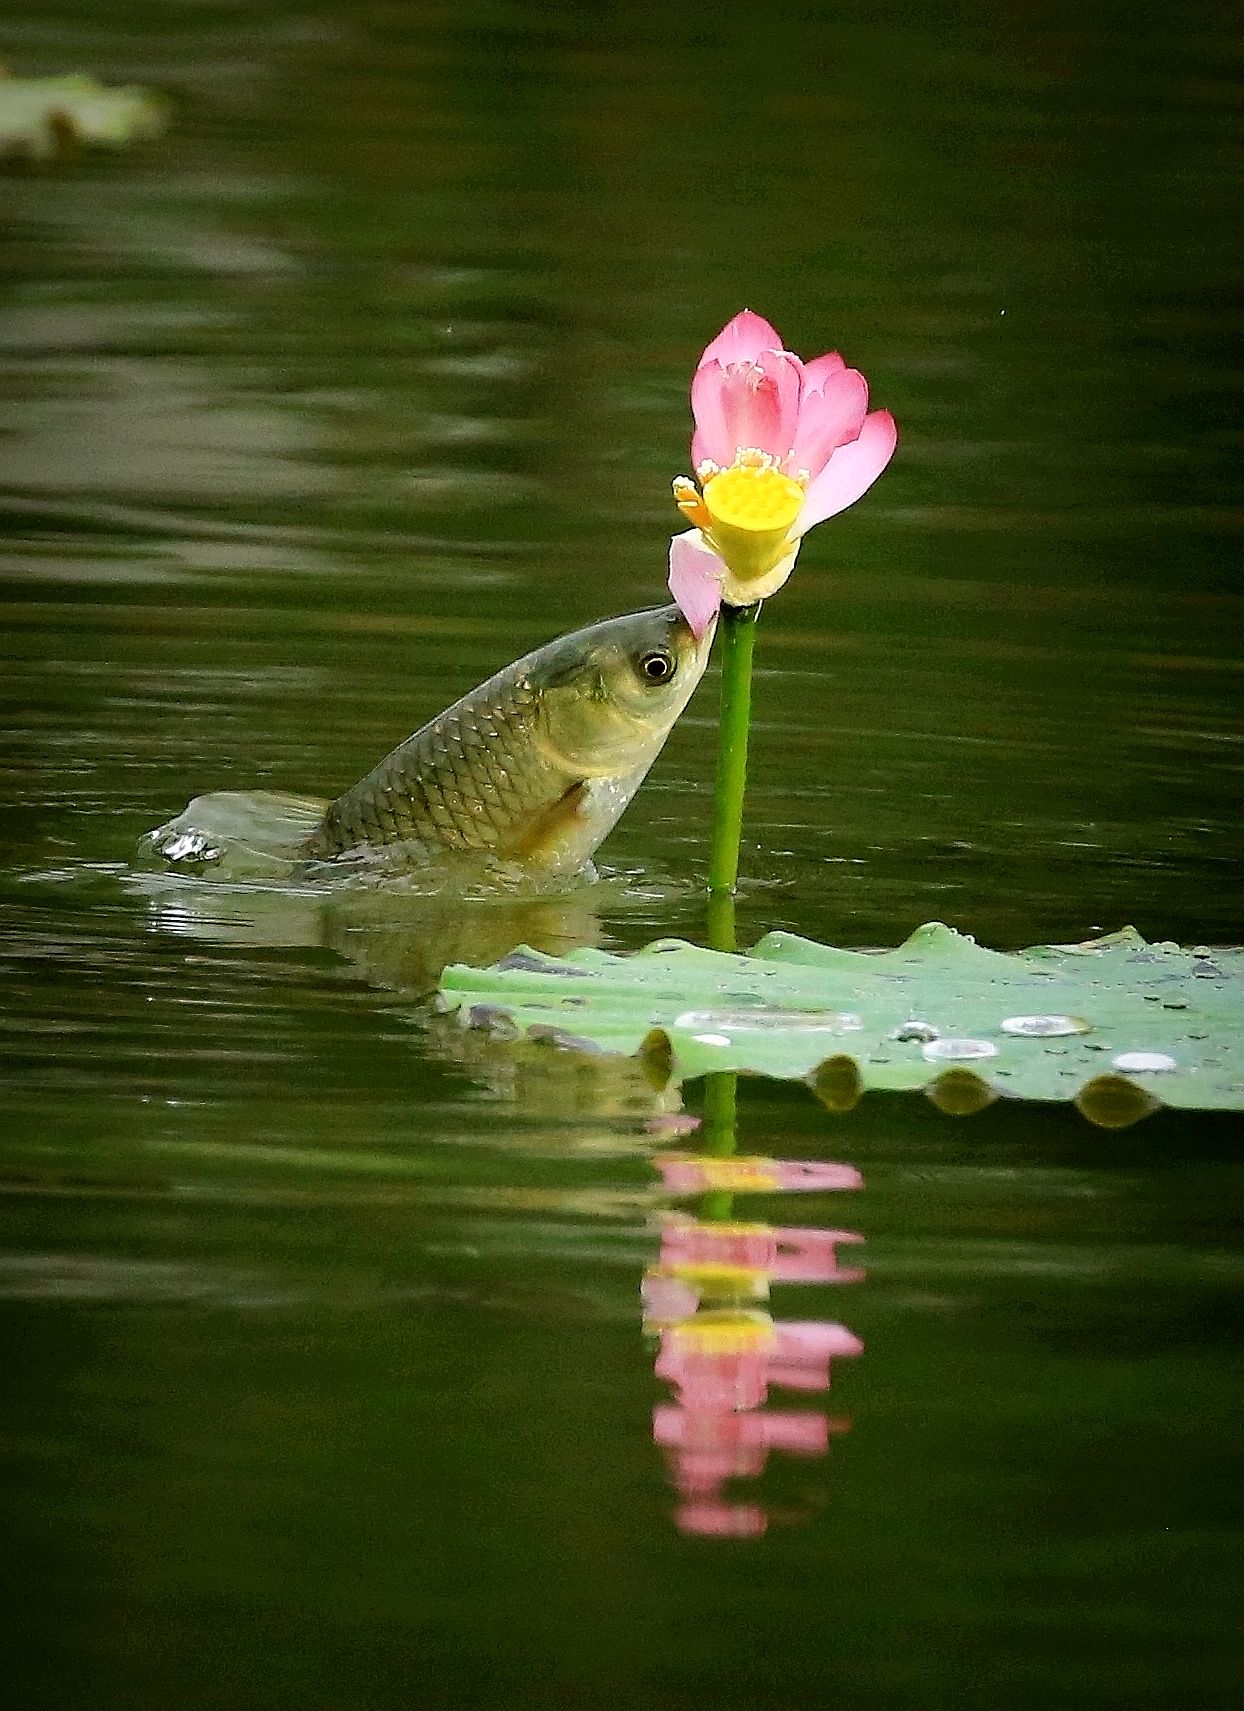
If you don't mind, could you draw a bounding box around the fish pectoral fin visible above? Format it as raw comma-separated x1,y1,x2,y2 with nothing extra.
508,779,590,859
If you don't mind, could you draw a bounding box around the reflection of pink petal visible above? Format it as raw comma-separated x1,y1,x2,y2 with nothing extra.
641,1271,700,1322
667,530,723,639
776,1321,866,1359
651,1154,777,1194
660,1223,774,1270
767,1363,829,1391
699,308,785,369
654,1406,753,1451
655,1322,773,1411
658,1222,865,1284
643,1113,702,1136
652,1156,715,1195
654,1405,770,1457
798,409,898,532
674,1443,766,1492
765,1320,864,1392
654,1155,865,1195
773,1228,866,1284
655,1405,840,1459
676,1500,767,1537
773,1160,866,1191
757,1412,830,1455
655,1345,769,1412
652,1403,697,1447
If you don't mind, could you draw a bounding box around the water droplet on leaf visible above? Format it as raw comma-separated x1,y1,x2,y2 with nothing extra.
1000,1014,1090,1037
674,1008,862,1035
922,1038,998,1063
1112,1050,1177,1073
890,1020,939,1043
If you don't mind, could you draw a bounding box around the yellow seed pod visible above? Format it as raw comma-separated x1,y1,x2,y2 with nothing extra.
702,463,804,586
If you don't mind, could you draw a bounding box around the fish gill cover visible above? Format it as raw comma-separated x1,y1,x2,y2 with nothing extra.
438,923,1244,1126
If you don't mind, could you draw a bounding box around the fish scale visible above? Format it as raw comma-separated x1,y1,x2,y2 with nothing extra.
307,663,562,861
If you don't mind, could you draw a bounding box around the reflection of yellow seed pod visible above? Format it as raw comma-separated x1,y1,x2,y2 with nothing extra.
693,1158,780,1192
660,1213,770,1239
672,1309,775,1355
667,1262,769,1301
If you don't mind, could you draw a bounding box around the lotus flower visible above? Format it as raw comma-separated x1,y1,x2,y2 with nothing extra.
669,310,897,633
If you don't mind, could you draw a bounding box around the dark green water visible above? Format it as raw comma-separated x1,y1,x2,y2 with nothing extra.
2,2,1241,1707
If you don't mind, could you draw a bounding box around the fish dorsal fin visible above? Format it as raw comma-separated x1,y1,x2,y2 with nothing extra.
507,779,589,860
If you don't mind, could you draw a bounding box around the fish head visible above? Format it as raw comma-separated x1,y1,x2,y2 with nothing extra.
533,603,716,779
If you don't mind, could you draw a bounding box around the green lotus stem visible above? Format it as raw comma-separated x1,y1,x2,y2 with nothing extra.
705,889,736,955
700,603,757,1216
698,602,759,1216
707,600,759,920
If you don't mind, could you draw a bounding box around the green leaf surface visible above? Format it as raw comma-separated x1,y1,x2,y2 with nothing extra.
439,923,1244,1122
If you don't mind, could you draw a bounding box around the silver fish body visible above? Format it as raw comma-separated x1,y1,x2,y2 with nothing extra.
303,603,714,877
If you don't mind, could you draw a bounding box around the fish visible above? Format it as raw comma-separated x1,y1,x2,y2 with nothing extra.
300,602,715,877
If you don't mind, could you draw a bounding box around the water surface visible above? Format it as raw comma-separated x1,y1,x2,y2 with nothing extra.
2,1,1240,1706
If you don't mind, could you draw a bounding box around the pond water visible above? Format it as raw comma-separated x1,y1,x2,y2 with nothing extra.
2,2,1240,1707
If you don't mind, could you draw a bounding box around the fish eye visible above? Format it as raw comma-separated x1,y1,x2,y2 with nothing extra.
638,648,676,684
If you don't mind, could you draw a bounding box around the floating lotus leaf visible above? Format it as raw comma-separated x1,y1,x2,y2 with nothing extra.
439,923,1244,1121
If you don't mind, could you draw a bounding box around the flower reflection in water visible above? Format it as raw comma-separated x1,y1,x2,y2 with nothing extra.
644,1078,866,1537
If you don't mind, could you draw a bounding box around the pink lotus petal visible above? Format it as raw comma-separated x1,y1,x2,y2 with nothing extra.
791,367,869,480
668,529,724,638
798,409,898,533
690,359,735,470
699,308,785,370
800,350,847,390
716,349,802,462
